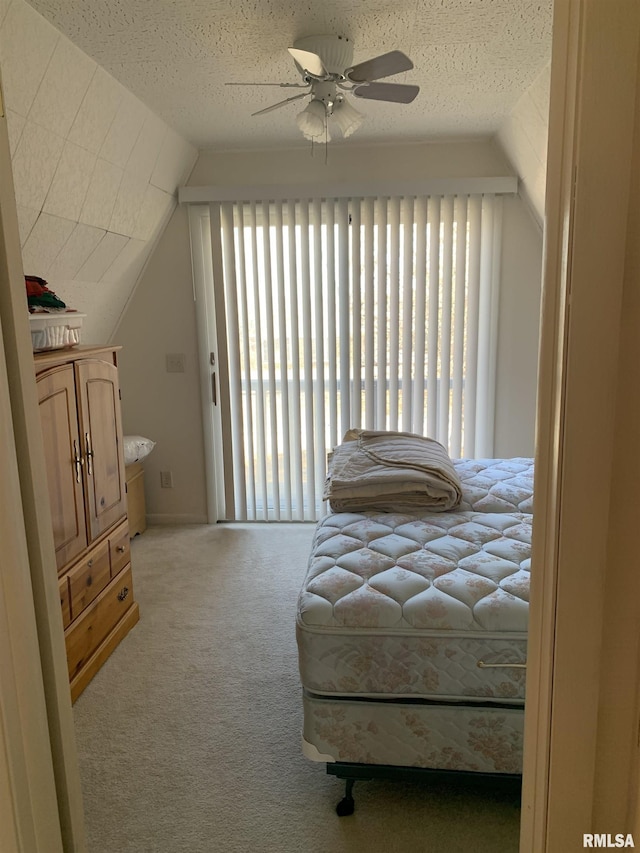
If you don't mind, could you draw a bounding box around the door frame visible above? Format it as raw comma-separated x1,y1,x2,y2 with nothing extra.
0,81,86,849
521,0,640,848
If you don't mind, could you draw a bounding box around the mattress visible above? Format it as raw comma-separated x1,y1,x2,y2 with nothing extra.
297,508,531,704
297,456,533,776
453,457,534,513
296,458,533,705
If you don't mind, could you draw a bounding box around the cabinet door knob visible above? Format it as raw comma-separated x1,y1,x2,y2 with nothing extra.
116,545,126,553
117,587,129,602
87,558,94,567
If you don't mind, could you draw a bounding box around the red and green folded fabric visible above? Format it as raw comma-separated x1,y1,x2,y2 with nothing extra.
25,275,67,311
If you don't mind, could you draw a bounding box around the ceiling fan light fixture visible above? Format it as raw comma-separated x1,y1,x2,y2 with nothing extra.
234,36,419,146
331,97,364,138
296,98,329,140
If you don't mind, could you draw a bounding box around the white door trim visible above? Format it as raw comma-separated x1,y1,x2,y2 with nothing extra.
0,333,62,853
0,84,86,850
521,0,640,848
519,0,580,846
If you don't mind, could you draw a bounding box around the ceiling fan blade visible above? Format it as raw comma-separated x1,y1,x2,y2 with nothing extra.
346,50,414,83
353,82,420,104
251,92,309,116
226,82,309,88
287,47,328,79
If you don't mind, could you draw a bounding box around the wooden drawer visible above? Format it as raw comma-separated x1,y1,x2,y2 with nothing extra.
67,539,111,620
59,576,71,629
109,520,131,577
65,566,134,680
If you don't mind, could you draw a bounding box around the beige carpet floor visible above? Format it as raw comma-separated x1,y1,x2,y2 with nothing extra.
72,523,521,853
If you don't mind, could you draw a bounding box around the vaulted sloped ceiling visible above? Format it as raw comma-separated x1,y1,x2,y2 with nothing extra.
498,62,550,227
0,0,197,343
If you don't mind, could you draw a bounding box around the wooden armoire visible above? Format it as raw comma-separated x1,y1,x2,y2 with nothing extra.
35,345,139,702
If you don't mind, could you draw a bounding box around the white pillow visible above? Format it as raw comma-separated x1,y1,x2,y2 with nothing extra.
123,435,156,466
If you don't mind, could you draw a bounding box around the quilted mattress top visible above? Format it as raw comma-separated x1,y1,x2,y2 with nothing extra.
297,458,533,639
454,457,533,514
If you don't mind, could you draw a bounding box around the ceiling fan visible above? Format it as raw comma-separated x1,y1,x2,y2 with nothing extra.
227,35,419,142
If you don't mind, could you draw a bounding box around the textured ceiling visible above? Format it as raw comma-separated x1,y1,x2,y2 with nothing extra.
25,0,553,150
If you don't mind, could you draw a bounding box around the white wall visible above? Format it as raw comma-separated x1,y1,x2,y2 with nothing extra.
496,196,543,456
115,139,542,523
0,0,197,343
190,138,520,185
115,205,208,524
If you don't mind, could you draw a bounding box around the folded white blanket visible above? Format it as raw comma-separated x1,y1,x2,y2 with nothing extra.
323,429,462,513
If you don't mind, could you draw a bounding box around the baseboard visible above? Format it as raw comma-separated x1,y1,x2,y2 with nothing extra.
146,513,208,525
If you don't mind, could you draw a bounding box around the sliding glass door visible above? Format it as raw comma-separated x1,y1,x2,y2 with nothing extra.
191,191,503,521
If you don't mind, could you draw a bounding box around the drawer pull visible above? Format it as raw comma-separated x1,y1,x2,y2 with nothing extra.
87,559,93,567
116,545,126,553
117,586,129,602
477,660,527,670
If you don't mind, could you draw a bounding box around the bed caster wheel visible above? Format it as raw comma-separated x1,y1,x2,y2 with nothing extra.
336,778,355,816
336,795,355,816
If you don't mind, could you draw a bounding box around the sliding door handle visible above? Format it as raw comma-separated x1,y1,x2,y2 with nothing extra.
212,372,217,406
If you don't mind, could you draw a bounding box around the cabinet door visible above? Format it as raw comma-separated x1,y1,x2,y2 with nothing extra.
37,365,88,570
75,359,127,541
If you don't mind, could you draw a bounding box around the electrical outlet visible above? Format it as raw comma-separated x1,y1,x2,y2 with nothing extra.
166,353,185,373
160,470,173,488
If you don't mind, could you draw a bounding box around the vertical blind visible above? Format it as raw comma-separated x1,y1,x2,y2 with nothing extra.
207,192,503,521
